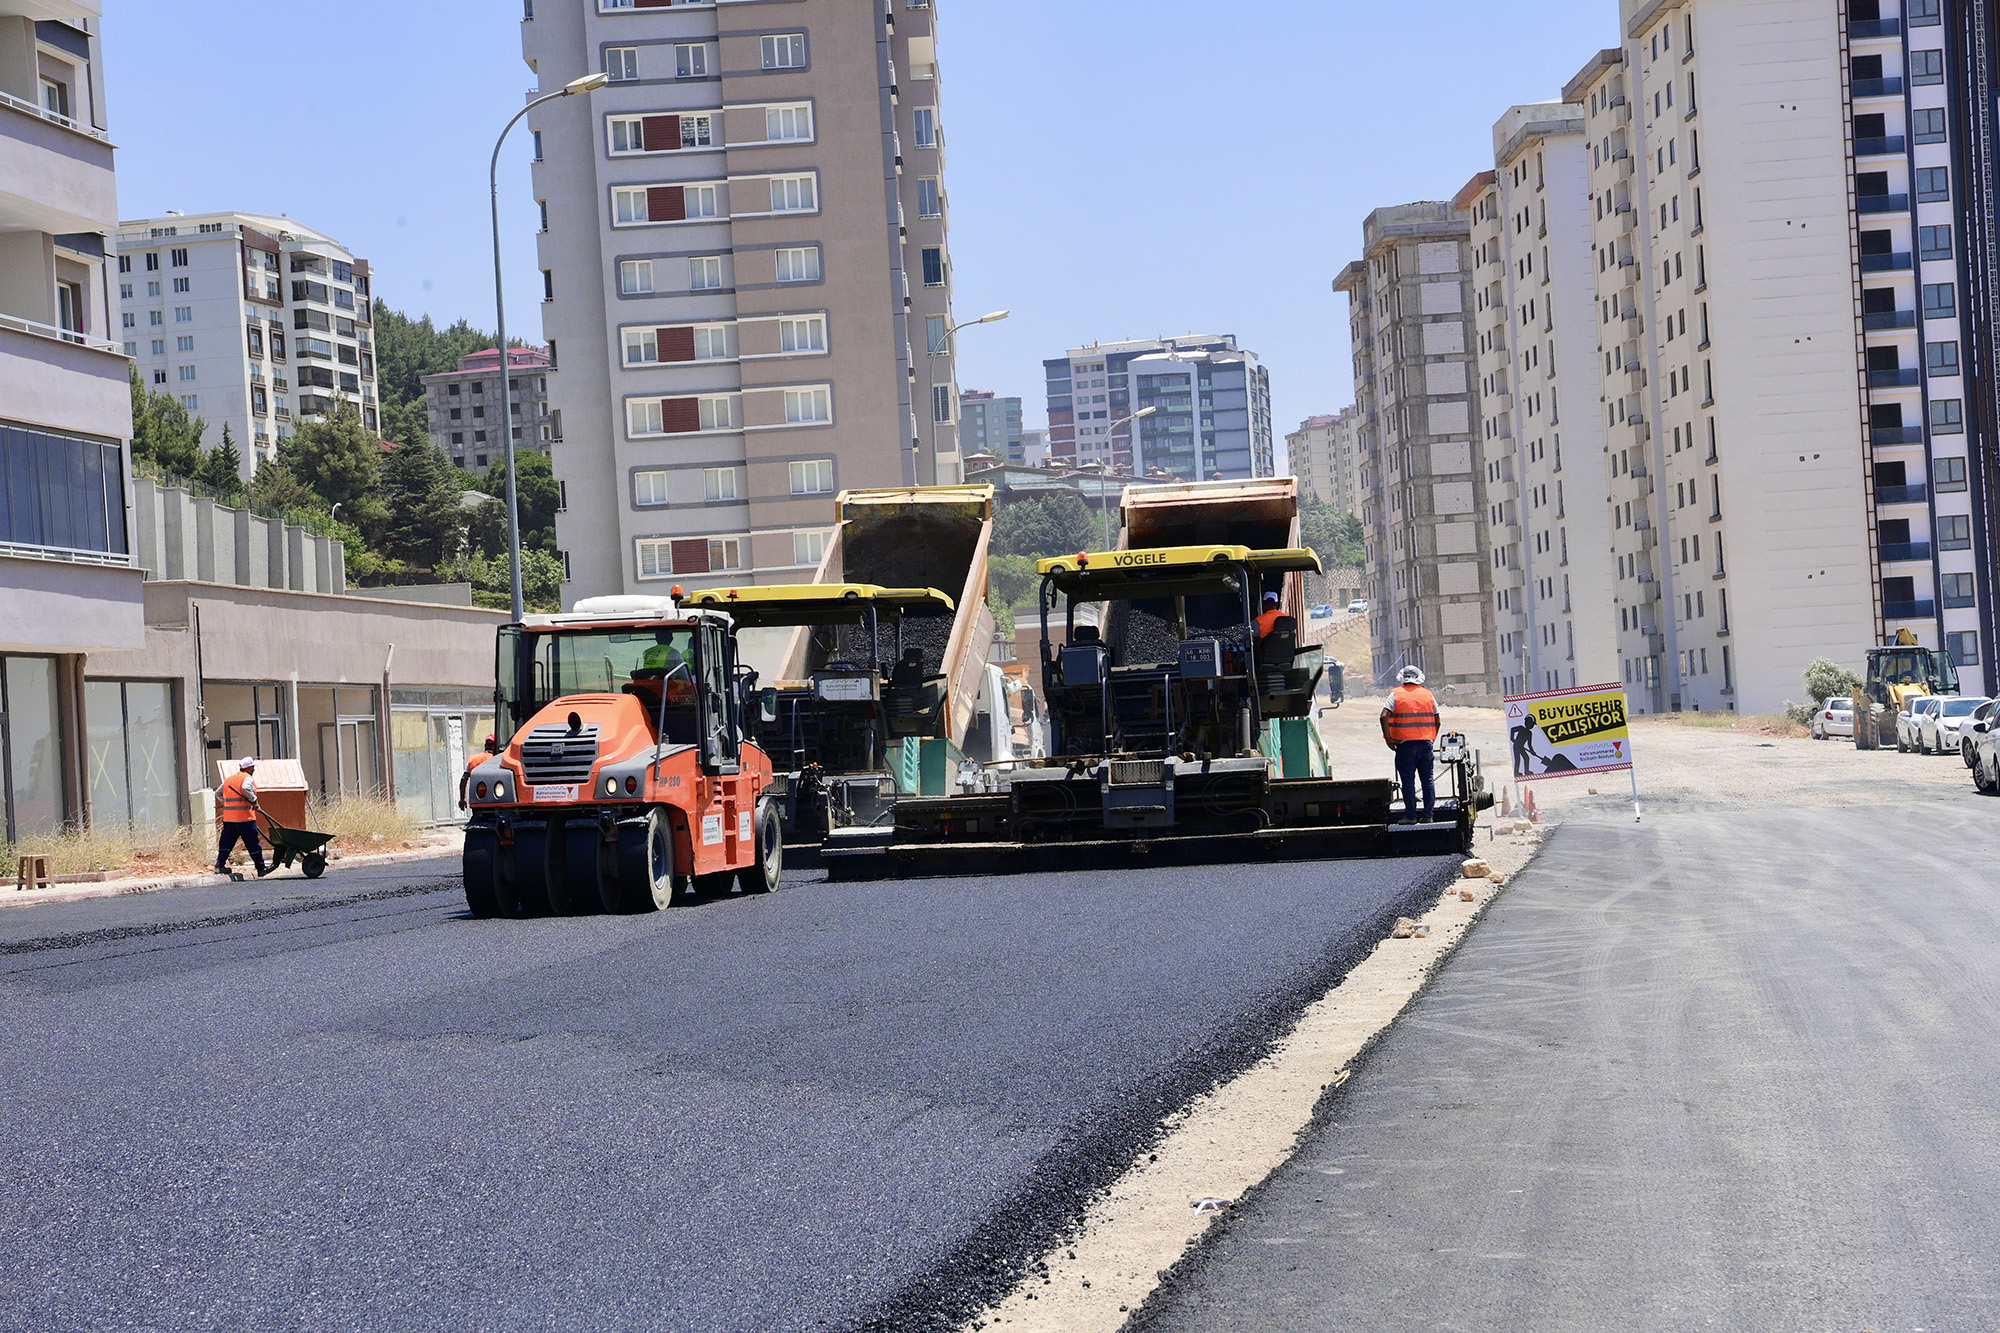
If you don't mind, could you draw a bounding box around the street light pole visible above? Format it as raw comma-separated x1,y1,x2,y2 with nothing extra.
1098,405,1157,548
490,70,606,620
925,309,1009,485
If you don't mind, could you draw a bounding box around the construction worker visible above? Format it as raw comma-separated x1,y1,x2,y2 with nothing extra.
214,756,270,878
638,638,696,704
458,735,499,812
1254,591,1284,640
1379,665,1441,824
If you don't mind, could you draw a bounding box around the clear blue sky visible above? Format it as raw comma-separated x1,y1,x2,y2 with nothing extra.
105,0,1612,442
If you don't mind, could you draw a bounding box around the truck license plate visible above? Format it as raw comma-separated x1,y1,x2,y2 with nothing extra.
533,785,578,803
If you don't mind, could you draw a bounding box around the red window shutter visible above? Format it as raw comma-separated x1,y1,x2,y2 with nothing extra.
661,397,701,433
670,539,710,573
646,186,685,222
643,115,680,153
635,0,673,8
658,327,696,362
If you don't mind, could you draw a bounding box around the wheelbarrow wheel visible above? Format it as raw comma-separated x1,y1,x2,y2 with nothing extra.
302,851,327,879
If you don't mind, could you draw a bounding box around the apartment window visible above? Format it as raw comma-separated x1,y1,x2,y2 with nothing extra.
118,255,131,274
675,43,709,78
709,538,744,571
761,33,806,68
789,459,834,494
1930,398,1964,434
608,117,649,154
541,269,554,300
1910,0,1941,22
699,395,735,430
784,388,831,423
613,188,652,224
176,335,194,352
766,104,812,141
174,307,192,323
123,341,136,356
775,247,820,283
703,467,738,502
628,399,665,436
532,130,543,161
637,539,673,578
1913,107,1947,144
152,339,165,355
120,312,135,329
173,277,190,294
921,247,945,286
1911,49,1945,84
620,259,654,294
120,282,132,300
1927,341,1961,376
1923,283,1956,319
690,256,724,290
632,470,669,506
917,178,941,218
605,46,639,81
170,249,188,267
770,175,816,212
1943,573,1977,608
152,369,166,385
180,395,198,411
693,325,729,359
932,384,953,422
1935,456,1968,491
1939,514,1972,551
1916,166,1950,202
912,107,936,148
1947,631,1978,666
624,328,658,364
146,280,160,297
681,115,713,148
925,314,947,353
779,316,825,352
178,365,196,382
539,200,549,233
1920,226,1953,261
144,253,159,272
793,530,828,566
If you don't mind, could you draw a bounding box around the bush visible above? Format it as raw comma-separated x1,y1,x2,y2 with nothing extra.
1801,656,1861,706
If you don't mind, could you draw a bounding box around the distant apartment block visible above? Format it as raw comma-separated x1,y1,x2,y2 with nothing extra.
526,0,959,599
959,389,1022,463
116,212,376,475
1335,204,1501,701
1044,335,1273,480
422,347,554,475
1019,427,1049,467
1459,104,1618,699
1286,406,1362,516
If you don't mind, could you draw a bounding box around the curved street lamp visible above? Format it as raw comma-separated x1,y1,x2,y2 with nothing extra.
923,309,1009,485
1096,405,1157,547
489,70,607,619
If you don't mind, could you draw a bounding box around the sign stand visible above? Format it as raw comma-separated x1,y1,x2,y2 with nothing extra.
1629,764,1642,822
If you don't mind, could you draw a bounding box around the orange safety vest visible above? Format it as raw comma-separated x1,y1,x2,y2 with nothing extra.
1255,608,1284,638
218,770,257,820
1385,684,1440,743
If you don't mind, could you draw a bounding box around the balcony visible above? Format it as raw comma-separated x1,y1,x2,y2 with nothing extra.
1855,135,1906,156
1879,541,1932,561
1861,251,1913,272
1851,17,1902,36
1877,482,1929,504
1857,193,1909,214
1864,310,1916,330
1872,425,1924,445
1853,77,1904,97
1884,599,1935,619
1868,368,1920,387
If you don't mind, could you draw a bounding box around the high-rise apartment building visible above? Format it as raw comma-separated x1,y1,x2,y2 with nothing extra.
1460,104,1619,698
422,346,555,475
526,0,958,599
958,389,1021,463
116,212,377,476
1,3,148,840
1044,335,1274,479
1286,406,1362,516
1334,204,1502,701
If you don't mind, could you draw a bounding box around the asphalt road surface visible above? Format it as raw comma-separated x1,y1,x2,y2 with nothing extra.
1136,804,2000,1332
0,849,1456,1332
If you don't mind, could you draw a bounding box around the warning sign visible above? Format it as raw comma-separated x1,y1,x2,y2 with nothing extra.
1504,683,1633,782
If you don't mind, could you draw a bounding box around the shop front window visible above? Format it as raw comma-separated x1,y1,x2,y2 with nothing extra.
86,680,180,830
2,656,66,841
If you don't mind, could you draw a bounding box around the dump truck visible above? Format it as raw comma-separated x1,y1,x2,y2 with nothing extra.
684,582,958,844
822,542,1489,880
463,595,780,917
1852,627,1962,750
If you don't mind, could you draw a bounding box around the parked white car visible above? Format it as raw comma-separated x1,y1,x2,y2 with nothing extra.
1896,695,1942,752
1970,715,2000,792
1920,695,1991,755
1346,598,1368,614
1811,696,1853,740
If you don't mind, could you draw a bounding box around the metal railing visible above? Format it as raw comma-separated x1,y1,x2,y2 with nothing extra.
1876,483,1929,504
0,88,109,142
0,310,123,356
1879,541,1932,561
0,539,132,568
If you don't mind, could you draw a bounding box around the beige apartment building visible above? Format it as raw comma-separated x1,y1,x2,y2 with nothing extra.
525,0,958,599
1334,204,1502,702
1285,406,1362,517
1459,104,1619,700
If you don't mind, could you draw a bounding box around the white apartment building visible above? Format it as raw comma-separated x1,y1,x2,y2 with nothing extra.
526,0,958,599
1285,407,1362,516
1460,105,1619,699
116,212,377,476
1334,204,1502,701
1045,335,1274,479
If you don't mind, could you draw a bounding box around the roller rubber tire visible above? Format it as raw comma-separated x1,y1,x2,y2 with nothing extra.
562,822,606,916
508,824,555,917
737,800,784,895
463,827,503,919
611,809,687,912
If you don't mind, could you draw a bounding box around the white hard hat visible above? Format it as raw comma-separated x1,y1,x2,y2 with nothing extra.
1398,666,1426,685
239,756,258,770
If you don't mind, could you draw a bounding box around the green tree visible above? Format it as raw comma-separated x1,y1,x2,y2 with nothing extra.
482,449,560,552
247,457,320,514
195,425,245,501
280,400,382,513
129,367,206,477
372,302,502,405
992,492,1097,558
436,548,563,614
377,439,470,573
1801,657,1862,705
1299,501,1366,570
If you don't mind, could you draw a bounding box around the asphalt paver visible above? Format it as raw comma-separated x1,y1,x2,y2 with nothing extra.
1135,805,2000,1331
0,849,1455,1332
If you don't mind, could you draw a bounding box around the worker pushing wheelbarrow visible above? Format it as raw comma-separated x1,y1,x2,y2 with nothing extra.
214,756,334,880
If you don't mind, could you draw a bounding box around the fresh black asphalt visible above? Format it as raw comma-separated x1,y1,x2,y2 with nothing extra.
0,848,1456,1332
1135,805,2000,1331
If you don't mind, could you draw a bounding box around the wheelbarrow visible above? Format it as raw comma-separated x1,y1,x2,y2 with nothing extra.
261,813,333,878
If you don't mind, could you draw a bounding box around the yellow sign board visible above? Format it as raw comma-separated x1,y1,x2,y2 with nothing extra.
1504,682,1633,781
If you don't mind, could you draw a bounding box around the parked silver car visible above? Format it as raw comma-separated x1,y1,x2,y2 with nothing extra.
1810,696,1853,740
1896,695,1942,752
1960,699,2000,766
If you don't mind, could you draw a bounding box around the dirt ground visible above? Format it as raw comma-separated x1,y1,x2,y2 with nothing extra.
1316,692,1982,820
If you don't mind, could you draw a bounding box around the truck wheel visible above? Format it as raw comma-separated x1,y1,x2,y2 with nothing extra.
738,800,783,894
611,809,687,912
463,827,503,918
562,822,606,916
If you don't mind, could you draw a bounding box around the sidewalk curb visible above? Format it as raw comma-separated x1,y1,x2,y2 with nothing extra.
2,842,463,911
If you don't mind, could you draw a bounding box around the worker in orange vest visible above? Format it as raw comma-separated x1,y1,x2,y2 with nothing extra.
214,756,270,878
1254,592,1284,640
1379,665,1441,824
458,734,500,811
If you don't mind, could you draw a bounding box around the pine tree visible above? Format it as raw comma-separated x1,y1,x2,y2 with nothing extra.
377,438,469,572
482,450,561,552
196,424,245,501
247,457,319,514
280,400,382,511
129,367,206,478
